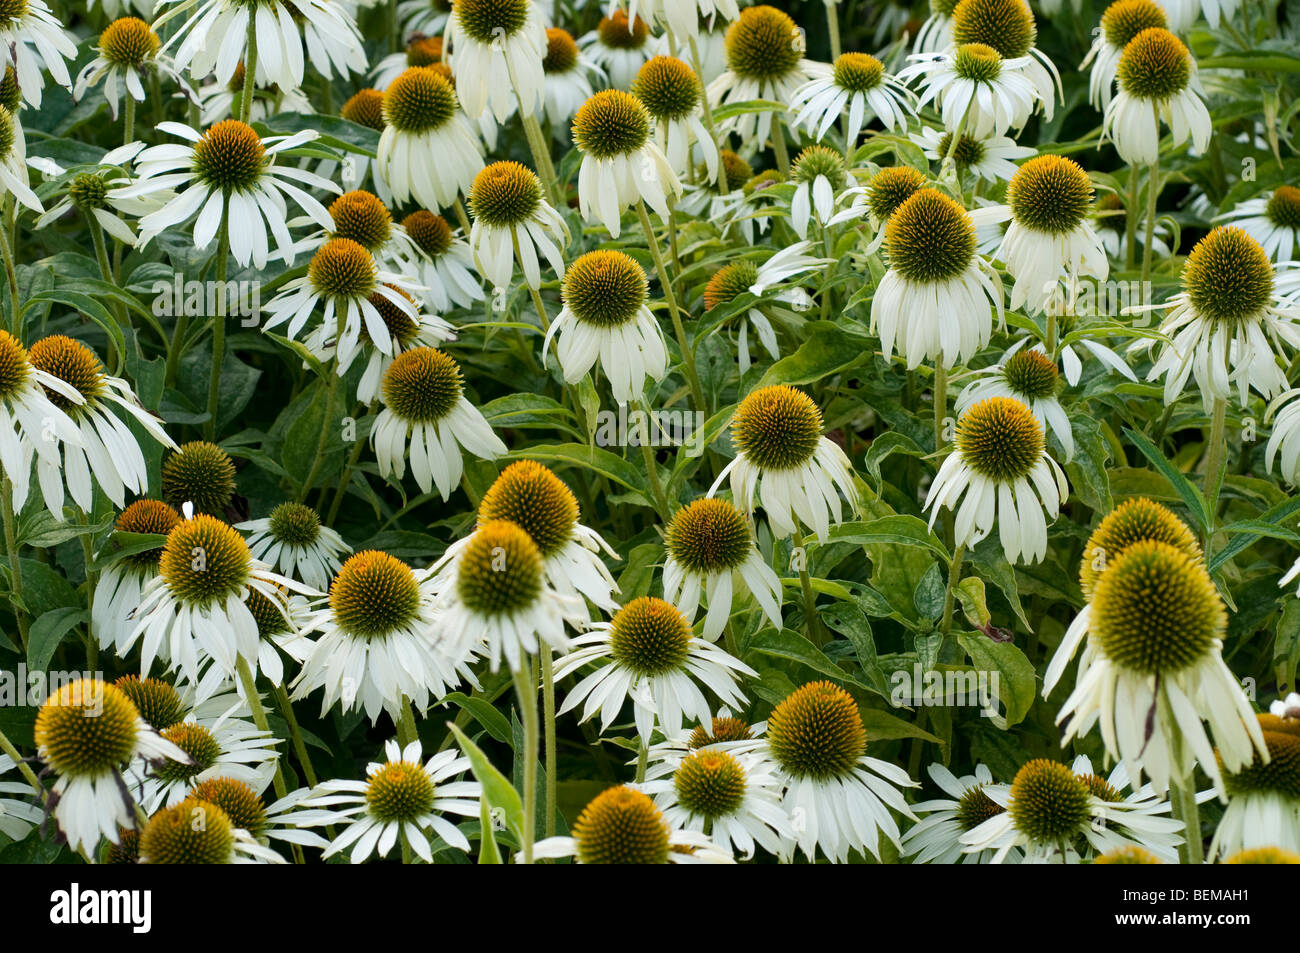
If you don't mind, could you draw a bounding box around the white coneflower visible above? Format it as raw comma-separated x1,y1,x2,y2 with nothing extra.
188,776,329,851
291,550,472,723
1081,0,1168,112
444,0,547,121
530,784,735,863
924,397,1069,564
555,596,755,744
945,0,1060,127
400,209,485,313
1056,539,1268,797
643,745,790,859
871,187,1007,370
0,105,41,212
709,384,857,541
378,66,484,211
0,754,40,841
34,679,189,855
427,520,577,673
783,146,855,241
701,243,825,374
236,502,350,592
1130,226,1300,409
0,0,76,108
371,33,444,91
542,27,601,131
662,497,783,641
765,681,918,863
159,440,236,518
370,347,506,500
74,17,194,120
1068,754,1189,862
290,739,481,862
93,502,182,657
572,88,680,239
997,154,1108,316
27,334,176,514
914,125,1033,184
618,0,739,43
1216,187,1300,264
903,763,1019,863
295,188,419,277
956,346,1073,459
789,53,914,148
36,153,170,246
583,11,659,91
139,795,284,863
121,120,338,269
1101,27,1210,166
707,5,815,145
542,249,667,405
633,55,718,184
899,43,1042,140
466,160,570,292
473,460,620,618
914,0,959,53
1207,711,1300,859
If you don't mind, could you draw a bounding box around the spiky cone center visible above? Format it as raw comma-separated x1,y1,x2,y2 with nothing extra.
100,16,159,67
0,106,15,163
28,334,106,414
608,596,692,676
744,169,784,196
154,722,221,784
456,0,529,44
703,260,759,310
140,798,235,864
833,52,885,92
688,716,754,748
330,550,422,638
162,441,236,516
468,160,542,227
1182,226,1274,325
403,209,454,258
572,89,650,158
596,10,648,49
732,384,824,472
191,120,265,193
1095,845,1161,863
792,144,845,190
1102,0,1167,48
719,150,754,192
455,520,545,617
953,43,1003,82
190,777,267,836
266,500,321,547
407,35,443,67
0,71,19,115
341,88,386,130
725,5,802,81
114,675,184,732
114,500,182,573
1001,349,1060,402
1007,759,1091,843
1221,727,1300,801
561,249,648,327
381,346,463,423
104,829,140,864
1091,539,1224,675
0,329,32,400
365,760,436,822
309,237,377,299
766,680,866,781
543,27,579,73
887,188,976,283
477,460,579,558
955,783,1004,830
1077,772,1123,802
1226,846,1300,864
1008,154,1093,234
936,132,985,171
35,680,139,777
634,56,701,122
950,0,1036,59
158,514,252,608
1078,497,1199,600
867,166,926,221
573,785,670,864
246,583,291,637
383,67,458,134
665,497,752,573
1267,186,1300,230
68,172,109,211
364,286,420,349
1116,27,1190,100
674,749,747,819
329,190,392,252
954,396,1043,482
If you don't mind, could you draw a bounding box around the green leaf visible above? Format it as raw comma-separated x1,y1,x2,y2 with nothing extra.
823,516,951,565
444,692,512,745
859,708,941,744
1123,427,1210,533
956,631,1038,728
90,532,169,571
508,443,648,494
27,608,88,673
912,562,946,620
747,628,884,696
756,322,872,388
447,723,524,850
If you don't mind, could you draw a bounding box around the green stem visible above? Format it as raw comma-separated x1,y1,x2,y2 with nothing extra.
686,35,730,196
297,312,344,502
326,400,375,524
397,695,418,748
204,195,231,442
88,221,127,375
791,528,826,645
938,544,965,636
1125,164,1139,272
635,740,649,783
540,646,557,839
634,399,671,519
235,656,289,801
0,205,21,336
1,474,30,651
273,684,318,787
512,662,539,864
238,15,258,125
770,118,791,177
123,95,136,147
825,0,842,60
0,724,43,798
1141,116,1160,287
1202,397,1227,558
933,363,949,450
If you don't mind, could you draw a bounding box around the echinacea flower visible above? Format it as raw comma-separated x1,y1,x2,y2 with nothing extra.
914,0,959,53
1215,186,1300,264
0,0,76,108
903,763,1019,863
36,153,169,246
400,209,485,313
946,0,1060,128
541,28,601,131
1101,27,1210,166
957,345,1073,460
924,397,1069,564
189,776,328,851
93,502,182,655
618,0,739,44
707,5,815,145
337,88,392,202
543,249,667,404
74,16,193,119
787,145,853,240
466,160,570,292
444,0,548,121
160,440,236,518
378,66,484,211
709,384,858,541
1080,0,1168,112
370,347,507,500
662,497,783,640
0,105,42,212
236,502,350,592
1068,754,1189,862
582,11,658,91
1206,711,1300,860
139,795,285,863
555,596,755,744
913,125,1032,184
899,42,1043,140
789,53,914,149
634,55,718,184
372,34,444,92
1223,846,1300,864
